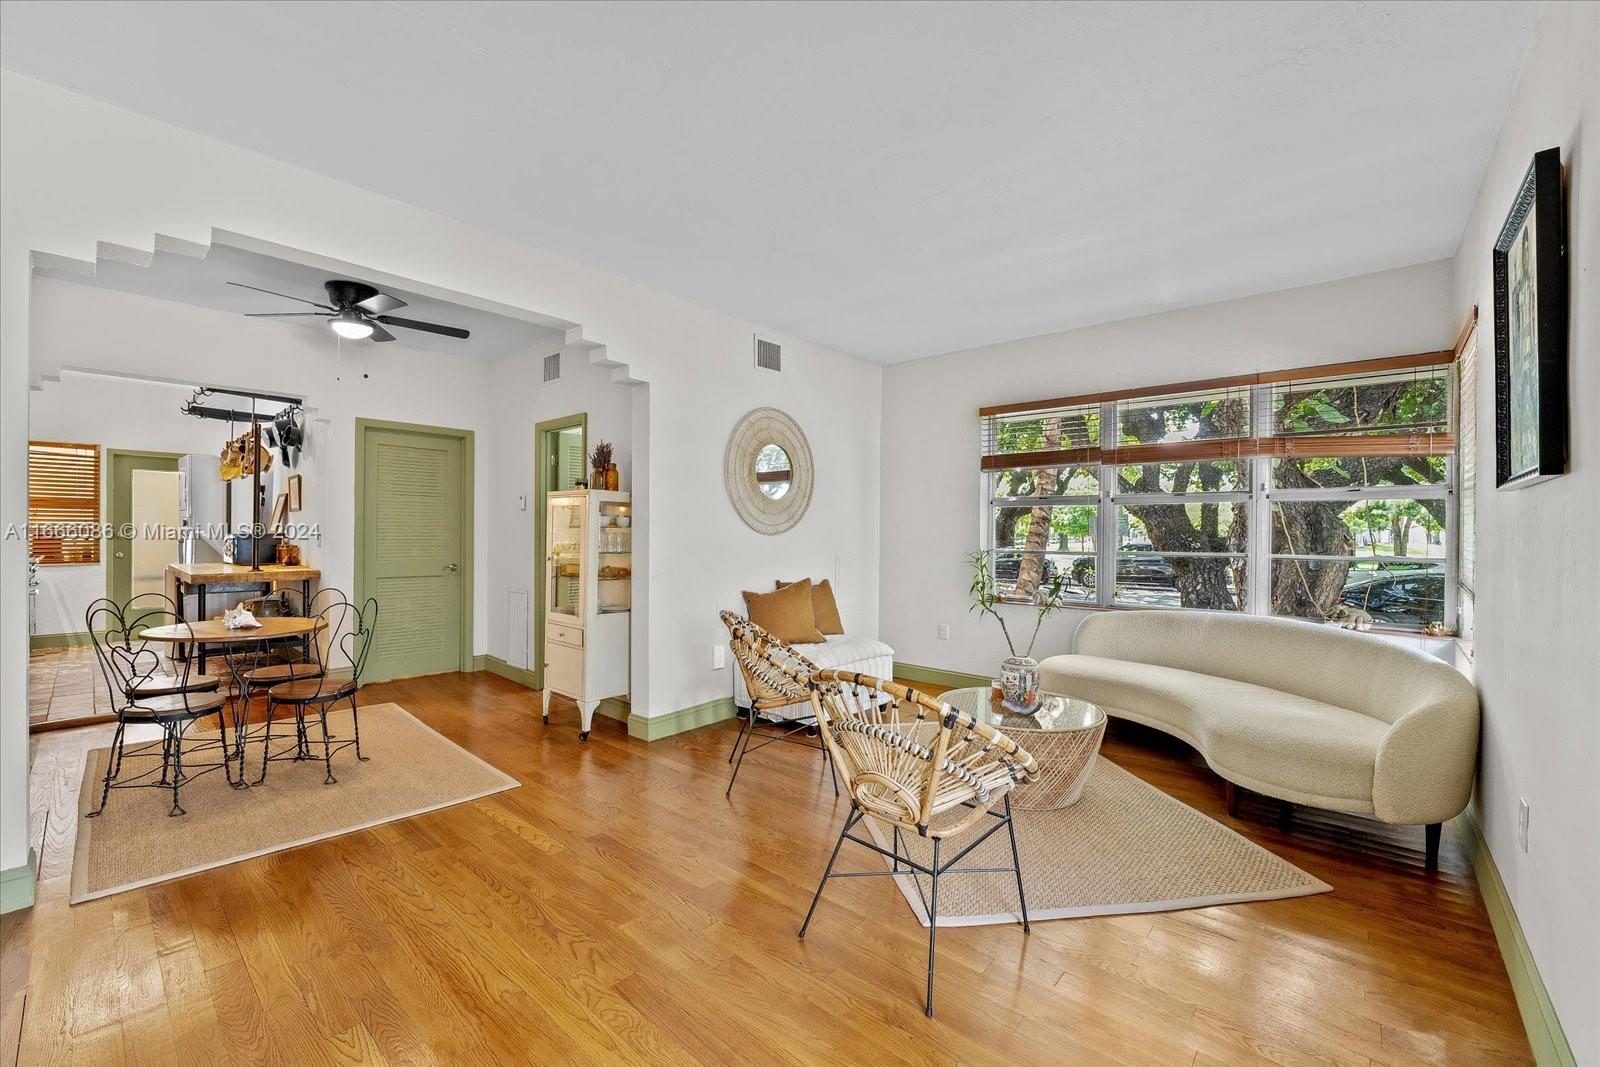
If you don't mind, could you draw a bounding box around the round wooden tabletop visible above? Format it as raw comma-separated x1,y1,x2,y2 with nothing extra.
139,616,326,644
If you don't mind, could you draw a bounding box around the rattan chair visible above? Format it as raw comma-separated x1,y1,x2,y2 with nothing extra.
85,594,229,817
719,610,838,799
797,669,1038,1017
256,596,377,785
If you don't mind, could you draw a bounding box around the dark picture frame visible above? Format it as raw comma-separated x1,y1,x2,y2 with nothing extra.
1492,146,1568,489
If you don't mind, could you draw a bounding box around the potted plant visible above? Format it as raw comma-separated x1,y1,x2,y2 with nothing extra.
967,551,1068,713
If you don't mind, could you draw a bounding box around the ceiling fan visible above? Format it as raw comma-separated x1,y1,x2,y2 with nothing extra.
227,279,471,343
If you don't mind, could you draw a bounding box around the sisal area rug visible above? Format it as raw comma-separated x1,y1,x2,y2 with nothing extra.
866,756,1330,927
71,703,518,903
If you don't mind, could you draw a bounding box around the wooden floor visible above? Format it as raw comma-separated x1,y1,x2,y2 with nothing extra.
26,647,111,727
2,670,1531,1066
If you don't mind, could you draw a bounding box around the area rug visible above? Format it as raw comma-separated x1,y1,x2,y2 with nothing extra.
71,703,518,903
865,756,1330,927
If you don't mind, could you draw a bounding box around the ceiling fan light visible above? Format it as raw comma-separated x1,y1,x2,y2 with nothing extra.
329,312,373,340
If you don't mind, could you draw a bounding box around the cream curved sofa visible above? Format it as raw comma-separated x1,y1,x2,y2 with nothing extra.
1039,611,1479,867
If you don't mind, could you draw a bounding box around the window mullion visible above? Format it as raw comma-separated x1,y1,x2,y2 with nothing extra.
1096,400,1116,608
1248,384,1272,616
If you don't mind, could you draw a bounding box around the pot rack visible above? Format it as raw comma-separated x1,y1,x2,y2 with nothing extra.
180,386,304,557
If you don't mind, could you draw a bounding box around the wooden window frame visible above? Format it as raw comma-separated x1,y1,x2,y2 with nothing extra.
981,347,1460,633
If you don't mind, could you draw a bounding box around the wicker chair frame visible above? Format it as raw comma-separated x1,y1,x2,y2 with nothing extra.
719,610,839,799
794,668,1039,1017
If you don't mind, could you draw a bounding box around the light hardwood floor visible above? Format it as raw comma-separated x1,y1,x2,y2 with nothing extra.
2,671,1531,1065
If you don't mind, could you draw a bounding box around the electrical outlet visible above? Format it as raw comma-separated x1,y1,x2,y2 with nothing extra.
937,623,951,640
1518,798,1530,852
713,643,727,670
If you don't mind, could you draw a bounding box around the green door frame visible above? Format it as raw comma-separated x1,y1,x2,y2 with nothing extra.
532,413,586,689
353,418,476,677
105,449,184,606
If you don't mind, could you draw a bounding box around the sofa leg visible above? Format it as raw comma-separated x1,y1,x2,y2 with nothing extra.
1224,781,1238,817
1278,800,1293,832
1424,823,1441,871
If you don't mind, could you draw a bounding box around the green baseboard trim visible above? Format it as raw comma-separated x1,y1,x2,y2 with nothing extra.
894,661,991,691
1456,805,1575,1066
31,631,95,650
474,655,628,723
0,848,38,914
628,696,736,741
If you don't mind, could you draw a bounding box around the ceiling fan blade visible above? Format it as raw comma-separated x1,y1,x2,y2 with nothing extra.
227,281,335,310
246,312,333,317
367,322,397,343
356,292,406,315
375,315,470,340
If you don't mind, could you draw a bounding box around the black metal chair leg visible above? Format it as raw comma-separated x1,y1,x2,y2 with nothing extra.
168,724,187,817
255,698,279,785
926,836,942,1017
822,741,840,797
725,712,757,797
157,728,173,786
726,707,750,763
87,720,126,818
350,694,369,761
799,806,859,939
1003,794,1031,933
318,703,337,784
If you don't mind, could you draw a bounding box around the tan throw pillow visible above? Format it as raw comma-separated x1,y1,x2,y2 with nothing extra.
743,580,825,645
777,578,845,635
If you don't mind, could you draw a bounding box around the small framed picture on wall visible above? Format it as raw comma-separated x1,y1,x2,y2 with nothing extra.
1492,146,1568,489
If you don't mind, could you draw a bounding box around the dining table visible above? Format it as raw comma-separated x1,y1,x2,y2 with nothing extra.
140,615,327,786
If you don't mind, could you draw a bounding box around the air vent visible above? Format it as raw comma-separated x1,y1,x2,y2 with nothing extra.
542,352,561,382
754,336,782,372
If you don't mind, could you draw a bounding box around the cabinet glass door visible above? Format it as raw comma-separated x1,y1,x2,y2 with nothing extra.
548,497,584,619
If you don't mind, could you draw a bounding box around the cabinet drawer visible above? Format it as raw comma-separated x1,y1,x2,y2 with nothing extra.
548,623,584,648
545,640,584,698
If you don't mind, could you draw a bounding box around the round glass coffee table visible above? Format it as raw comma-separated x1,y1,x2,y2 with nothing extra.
940,687,1108,811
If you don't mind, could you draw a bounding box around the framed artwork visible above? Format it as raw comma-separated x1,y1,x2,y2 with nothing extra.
286,473,303,511
1493,147,1568,488
269,491,290,534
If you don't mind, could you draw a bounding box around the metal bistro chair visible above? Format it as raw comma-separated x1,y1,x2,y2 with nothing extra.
797,669,1038,1017
238,587,345,749
85,594,229,817
719,610,839,799
256,597,378,785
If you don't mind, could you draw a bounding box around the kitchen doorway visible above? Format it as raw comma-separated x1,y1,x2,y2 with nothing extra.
106,450,183,606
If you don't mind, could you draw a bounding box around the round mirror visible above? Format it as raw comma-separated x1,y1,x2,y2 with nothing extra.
755,443,792,499
725,408,813,535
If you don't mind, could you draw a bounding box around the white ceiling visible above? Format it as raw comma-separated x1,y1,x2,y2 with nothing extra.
0,1,1540,363
32,239,565,362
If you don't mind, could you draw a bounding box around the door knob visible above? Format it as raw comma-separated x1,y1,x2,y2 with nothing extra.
114,551,126,559
445,562,460,572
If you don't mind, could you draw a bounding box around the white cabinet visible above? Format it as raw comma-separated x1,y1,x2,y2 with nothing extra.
541,490,631,739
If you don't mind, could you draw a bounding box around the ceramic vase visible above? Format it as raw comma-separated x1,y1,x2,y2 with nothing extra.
1000,655,1041,713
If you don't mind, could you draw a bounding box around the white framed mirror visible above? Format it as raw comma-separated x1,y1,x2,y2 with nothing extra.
725,408,813,534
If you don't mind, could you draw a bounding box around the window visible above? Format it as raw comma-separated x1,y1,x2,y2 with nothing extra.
980,354,1457,632
28,441,102,565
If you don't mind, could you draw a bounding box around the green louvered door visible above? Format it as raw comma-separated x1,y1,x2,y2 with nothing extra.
361,427,465,681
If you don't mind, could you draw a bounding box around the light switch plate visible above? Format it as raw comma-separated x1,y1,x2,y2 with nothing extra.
1518,798,1530,852
713,644,727,670
937,623,951,640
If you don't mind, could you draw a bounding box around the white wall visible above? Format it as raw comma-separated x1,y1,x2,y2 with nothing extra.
1449,3,1599,1061
28,369,224,636
879,260,1458,677
484,344,638,668
0,71,882,873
